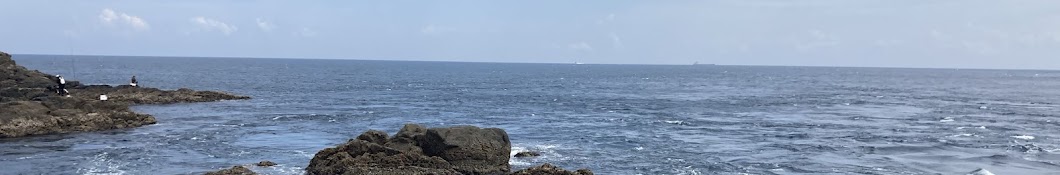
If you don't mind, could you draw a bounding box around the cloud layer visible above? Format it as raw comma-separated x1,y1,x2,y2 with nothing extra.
190,17,237,35
98,9,149,31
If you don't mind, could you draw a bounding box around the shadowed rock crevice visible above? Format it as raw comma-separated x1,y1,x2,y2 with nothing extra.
0,51,250,138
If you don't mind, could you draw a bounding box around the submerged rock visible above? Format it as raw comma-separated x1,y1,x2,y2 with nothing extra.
204,166,257,175
514,151,542,158
255,160,277,167
306,124,511,175
0,51,249,138
967,168,994,175
510,163,593,175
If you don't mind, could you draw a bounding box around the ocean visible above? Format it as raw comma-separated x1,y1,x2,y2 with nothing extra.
2,55,1060,174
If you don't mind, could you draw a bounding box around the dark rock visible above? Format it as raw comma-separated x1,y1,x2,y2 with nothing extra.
0,50,249,138
423,125,512,174
306,124,511,175
509,163,594,175
255,161,277,167
0,51,13,66
1012,144,1046,153
967,168,995,175
306,139,458,175
204,166,257,175
356,130,389,145
514,151,542,158
385,124,428,154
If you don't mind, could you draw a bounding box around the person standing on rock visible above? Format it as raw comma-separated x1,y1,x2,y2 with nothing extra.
55,75,68,96
130,75,137,87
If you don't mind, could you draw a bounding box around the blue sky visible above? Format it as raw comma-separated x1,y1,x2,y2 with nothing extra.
1,0,1058,69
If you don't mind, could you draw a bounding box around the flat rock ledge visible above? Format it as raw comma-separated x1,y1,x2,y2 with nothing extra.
0,51,250,138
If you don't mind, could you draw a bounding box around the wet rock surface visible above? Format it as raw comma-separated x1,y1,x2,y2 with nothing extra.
204,166,258,175
306,124,507,175
0,51,249,138
255,160,277,167
510,163,594,175
514,151,541,158
306,124,592,175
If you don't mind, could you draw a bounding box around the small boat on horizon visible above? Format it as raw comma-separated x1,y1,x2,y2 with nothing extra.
692,62,715,66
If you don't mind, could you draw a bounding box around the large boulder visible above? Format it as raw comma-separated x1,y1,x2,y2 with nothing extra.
306,133,458,175
306,124,511,175
423,126,511,174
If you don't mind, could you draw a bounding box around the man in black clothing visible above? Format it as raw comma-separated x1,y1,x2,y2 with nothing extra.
55,75,67,96
130,75,138,87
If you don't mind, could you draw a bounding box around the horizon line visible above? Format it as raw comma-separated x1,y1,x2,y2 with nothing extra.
10,53,1059,72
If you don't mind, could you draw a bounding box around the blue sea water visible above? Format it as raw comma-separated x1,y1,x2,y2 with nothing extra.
3,55,1060,175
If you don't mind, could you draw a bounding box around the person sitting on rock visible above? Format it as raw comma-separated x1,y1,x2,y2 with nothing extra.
130,75,137,87
55,75,68,96
99,94,108,101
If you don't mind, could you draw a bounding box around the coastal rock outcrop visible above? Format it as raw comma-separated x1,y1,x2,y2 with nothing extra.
306,124,510,175
255,160,277,167
514,151,541,158
204,166,257,175
306,124,593,175
0,51,250,138
510,163,594,175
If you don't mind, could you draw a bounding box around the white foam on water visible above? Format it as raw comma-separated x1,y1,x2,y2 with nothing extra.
663,120,686,125
509,144,564,166
967,168,995,175
940,117,955,122
947,133,978,138
294,150,314,158
1011,135,1035,140
16,155,37,160
247,165,306,175
509,146,532,166
77,152,128,175
956,126,987,130
675,165,703,175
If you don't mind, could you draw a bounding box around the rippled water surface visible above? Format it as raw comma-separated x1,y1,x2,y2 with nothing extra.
3,55,1060,174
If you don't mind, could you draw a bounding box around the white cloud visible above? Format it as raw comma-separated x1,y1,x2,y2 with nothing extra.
297,27,317,37
568,42,594,51
795,29,840,51
99,8,149,31
256,18,275,32
597,13,617,24
190,17,238,35
609,32,624,49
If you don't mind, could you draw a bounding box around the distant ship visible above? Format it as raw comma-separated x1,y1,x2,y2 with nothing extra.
692,62,715,66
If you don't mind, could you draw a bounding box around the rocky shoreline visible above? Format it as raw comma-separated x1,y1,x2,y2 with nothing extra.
2,51,590,174
0,51,249,138
206,124,593,175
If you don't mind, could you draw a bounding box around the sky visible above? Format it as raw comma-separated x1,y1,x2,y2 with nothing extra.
0,0,1058,69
